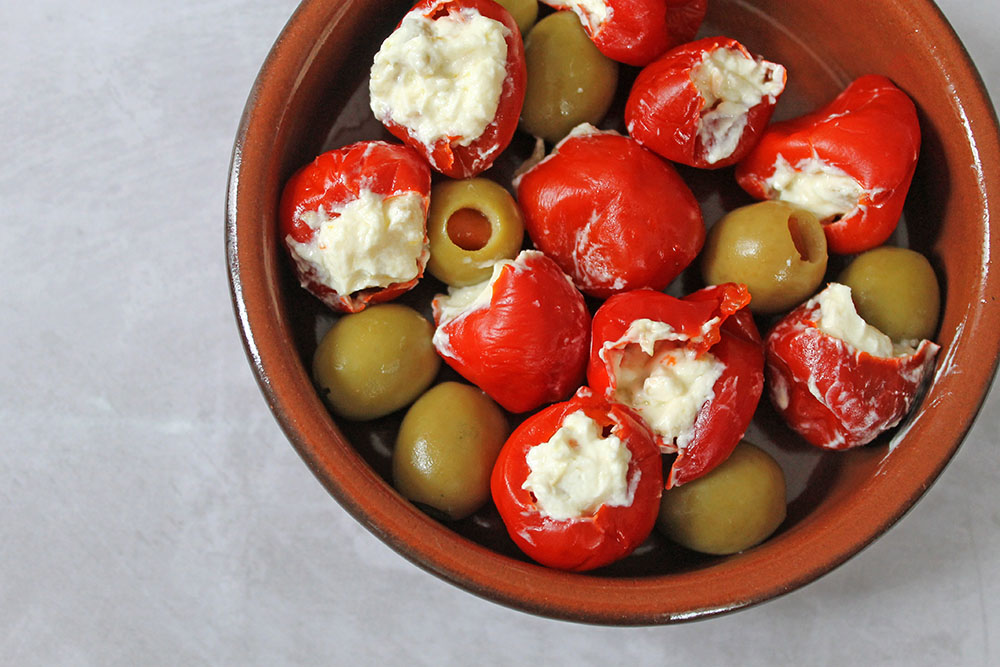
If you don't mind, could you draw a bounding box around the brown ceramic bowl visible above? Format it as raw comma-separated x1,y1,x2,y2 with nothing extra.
227,0,1000,623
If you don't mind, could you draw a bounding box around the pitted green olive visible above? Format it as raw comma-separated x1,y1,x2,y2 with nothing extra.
657,441,787,555
520,11,618,144
702,201,828,314
426,178,524,286
312,304,439,420
393,382,509,520
838,246,940,342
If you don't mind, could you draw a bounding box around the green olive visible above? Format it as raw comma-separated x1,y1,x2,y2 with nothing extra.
312,304,440,420
520,11,618,144
393,382,509,520
657,442,786,555
702,201,828,314
837,246,940,342
494,0,538,36
426,178,525,286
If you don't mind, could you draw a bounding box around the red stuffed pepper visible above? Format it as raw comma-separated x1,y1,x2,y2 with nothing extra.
432,250,590,413
765,282,939,450
735,75,921,255
588,283,764,487
491,388,662,571
626,36,787,169
515,124,703,299
279,141,432,313
369,0,526,178
540,0,706,67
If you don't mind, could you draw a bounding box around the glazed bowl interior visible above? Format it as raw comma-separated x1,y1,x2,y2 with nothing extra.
227,0,1000,623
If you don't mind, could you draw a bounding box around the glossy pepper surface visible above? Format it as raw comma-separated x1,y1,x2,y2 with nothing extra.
765,287,940,450
432,250,590,413
588,284,764,487
626,36,786,169
491,389,663,571
735,75,921,255
279,141,431,313
515,125,703,299
540,0,707,67
375,0,526,179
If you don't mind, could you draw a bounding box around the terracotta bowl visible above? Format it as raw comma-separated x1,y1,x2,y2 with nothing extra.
227,0,1000,623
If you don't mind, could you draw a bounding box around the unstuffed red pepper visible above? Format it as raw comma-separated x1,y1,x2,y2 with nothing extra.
588,283,764,487
279,141,432,313
515,124,703,299
369,0,527,178
765,282,939,450
735,75,921,255
540,0,707,67
432,250,590,413
491,388,662,571
626,36,787,169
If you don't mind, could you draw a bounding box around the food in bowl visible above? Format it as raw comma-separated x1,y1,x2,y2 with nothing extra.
228,0,1000,621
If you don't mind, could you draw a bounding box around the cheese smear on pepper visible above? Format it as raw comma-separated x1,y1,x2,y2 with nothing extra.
811,283,916,358
691,47,785,164
370,8,509,148
766,155,866,220
286,190,427,296
522,410,633,520
559,0,610,32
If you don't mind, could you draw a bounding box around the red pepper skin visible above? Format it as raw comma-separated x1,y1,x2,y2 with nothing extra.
279,141,432,313
432,251,590,413
765,297,940,450
626,36,786,169
490,389,662,571
515,127,703,299
735,75,921,255
588,284,764,487
377,0,526,179
541,0,707,67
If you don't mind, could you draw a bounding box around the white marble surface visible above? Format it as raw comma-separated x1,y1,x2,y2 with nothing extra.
2,0,998,664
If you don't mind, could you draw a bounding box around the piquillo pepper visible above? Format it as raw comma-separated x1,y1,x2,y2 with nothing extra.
515,124,703,299
735,75,921,255
626,36,787,169
279,141,432,313
539,0,707,67
588,283,765,487
432,250,590,413
490,388,663,571
765,283,939,450
369,0,527,179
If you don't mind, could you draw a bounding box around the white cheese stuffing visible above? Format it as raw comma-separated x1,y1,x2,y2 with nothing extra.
559,0,610,33
522,410,633,520
433,258,511,325
614,345,725,451
765,154,866,220
811,283,916,357
369,8,509,148
286,190,426,296
691,47,785,164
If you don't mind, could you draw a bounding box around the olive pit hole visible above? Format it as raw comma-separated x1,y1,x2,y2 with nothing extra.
447,207,492,251
787,214,825,263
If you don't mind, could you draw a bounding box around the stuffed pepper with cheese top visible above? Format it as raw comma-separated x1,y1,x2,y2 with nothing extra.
765,282,939,450
588,283,765,487
491,388,663,571
626,36,787,169
735,75,921,255
279,141,432,313
540,0,706,66
370,0,527,178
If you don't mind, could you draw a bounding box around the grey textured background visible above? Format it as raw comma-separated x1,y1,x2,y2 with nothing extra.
2,0,997,664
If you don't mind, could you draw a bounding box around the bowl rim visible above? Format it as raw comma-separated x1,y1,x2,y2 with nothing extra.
226,0,1000,624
